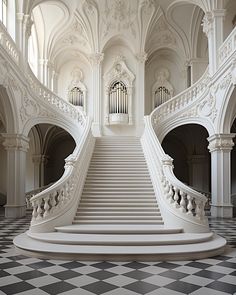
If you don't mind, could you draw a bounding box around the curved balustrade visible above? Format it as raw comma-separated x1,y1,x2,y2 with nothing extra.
219,26,236,67
25,183,54,209
27,65,86,125
0,22,19,65
151,68,210,127
30,117,95,232
142,113,209,232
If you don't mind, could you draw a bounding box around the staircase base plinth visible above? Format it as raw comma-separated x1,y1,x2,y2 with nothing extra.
14,232,226,261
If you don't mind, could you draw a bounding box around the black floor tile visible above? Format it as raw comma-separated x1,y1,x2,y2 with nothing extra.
81,281,117,294
165,281,201,294
124,281,159,294
206,281,236,294
53,270,82,280
89,270,117,280
159,270,188,280
125,270,153,280
0,281,35,295
40,281,77,295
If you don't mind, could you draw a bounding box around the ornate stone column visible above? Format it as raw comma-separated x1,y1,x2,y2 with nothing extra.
15,13,33,63
202,10,225,76
2,134,29,218
208,133,235,217
136,52,147,136
89,52,104,137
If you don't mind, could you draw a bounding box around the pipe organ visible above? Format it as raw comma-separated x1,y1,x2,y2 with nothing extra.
104,56,135,125
69,87,84,107
109,81,128,115
154,86,171,108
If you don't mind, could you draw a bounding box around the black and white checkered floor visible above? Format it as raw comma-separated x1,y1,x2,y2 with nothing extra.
0,215,236,295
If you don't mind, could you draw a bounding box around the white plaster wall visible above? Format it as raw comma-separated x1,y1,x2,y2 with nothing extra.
224,0,236,40
102,44,138,136
57,59,92,117
25,134,35,192
0,142,7,195
145,50,186,115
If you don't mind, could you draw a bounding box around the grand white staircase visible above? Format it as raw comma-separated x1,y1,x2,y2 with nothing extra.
14,137,226,260
72,137,163,226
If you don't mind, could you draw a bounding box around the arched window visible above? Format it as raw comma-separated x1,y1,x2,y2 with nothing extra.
104,56,135,125
152,68,174,110
109,81,128,114
154,86,171,108
68,86,84,107
0,0,7,26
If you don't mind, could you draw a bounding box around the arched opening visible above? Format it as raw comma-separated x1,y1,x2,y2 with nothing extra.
0,119,6,216
230,118,236,217
162,124,211,205
26,124,76,194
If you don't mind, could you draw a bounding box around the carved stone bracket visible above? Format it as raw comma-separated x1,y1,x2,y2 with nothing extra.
2,134,29,152
89,52,104,66
202,11,214,37
207,134,235,153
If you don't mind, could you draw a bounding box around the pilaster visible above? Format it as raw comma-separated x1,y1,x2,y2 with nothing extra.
89,52,104,137
2,134,29,218
136,52,147,136
202,9,225,75
208,133,235,217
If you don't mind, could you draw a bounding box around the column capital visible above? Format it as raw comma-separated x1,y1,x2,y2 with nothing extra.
207,133,235,153
136,52,148,63
2,134,29,152
16,12,24,22
202,11,214,36
89,52,104,66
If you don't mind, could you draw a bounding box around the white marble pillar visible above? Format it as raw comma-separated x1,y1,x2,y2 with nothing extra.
2,134,29,218
188,154,209,192
208,134,235,217
15,13,32,64
89,53,104,137
202,10,225,76
136,52,147,136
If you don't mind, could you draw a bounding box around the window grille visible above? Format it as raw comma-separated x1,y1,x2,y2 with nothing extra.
68,86,84,107
109,81,128,114
154,86,171,108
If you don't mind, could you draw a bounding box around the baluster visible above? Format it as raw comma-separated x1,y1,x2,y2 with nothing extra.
32,200,38,220
43,196,50,217
195,199,204,219
179,190,186,212
173,187,180,207
36,200,43,220
187,195,193,215
167,184,173,200
50,192,57,213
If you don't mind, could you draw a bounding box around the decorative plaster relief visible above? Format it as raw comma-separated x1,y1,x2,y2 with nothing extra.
20,93,56,125
2,134,29,152
202,11,214,37
101,0,137,38
89,52,104,66
148,16,177,49
198,94,217,122
208,134,235,152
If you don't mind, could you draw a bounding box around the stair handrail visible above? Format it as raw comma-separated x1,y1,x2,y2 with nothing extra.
150,67,210,128
219,26,236,67
26,64,86,125
142,115,208,231
25,183,54,209
0,22,19,66
30,116,95,230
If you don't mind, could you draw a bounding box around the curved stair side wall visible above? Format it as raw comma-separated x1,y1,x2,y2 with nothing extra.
29,118,95,233
141,116,209,233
